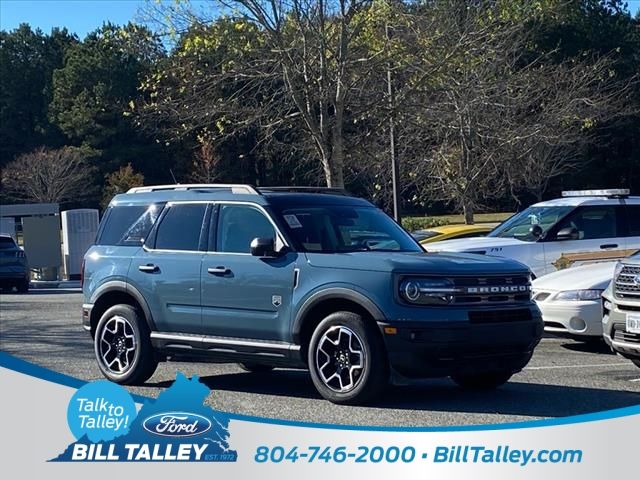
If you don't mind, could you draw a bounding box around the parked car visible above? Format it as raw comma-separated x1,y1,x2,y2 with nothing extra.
0,234,29,293
425,190,640,278
602,252,640,367
82,184,543,404
412,224,493,244
532,262,615,340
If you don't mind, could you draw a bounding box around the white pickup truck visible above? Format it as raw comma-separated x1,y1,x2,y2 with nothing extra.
426,190,640,278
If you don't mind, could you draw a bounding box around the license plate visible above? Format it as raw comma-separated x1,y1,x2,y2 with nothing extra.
627,314,640,334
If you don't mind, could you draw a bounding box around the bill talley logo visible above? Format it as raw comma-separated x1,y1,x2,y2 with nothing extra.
143,412,212,437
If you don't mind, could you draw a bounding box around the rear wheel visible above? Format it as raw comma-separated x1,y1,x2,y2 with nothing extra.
238,363,274,373
451,371,513,390
308,311,388,405
94,304,158,385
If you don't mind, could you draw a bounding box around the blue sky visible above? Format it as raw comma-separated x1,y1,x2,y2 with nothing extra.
1,0,639,38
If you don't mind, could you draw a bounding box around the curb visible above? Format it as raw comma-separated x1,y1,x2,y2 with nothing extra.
30,281,81,290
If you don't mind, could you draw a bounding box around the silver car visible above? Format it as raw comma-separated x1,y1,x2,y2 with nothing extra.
0,234,29,293
603,252,640,367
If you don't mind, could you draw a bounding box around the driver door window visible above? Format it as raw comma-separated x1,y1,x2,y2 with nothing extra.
216,204,276,253
552,206,618,241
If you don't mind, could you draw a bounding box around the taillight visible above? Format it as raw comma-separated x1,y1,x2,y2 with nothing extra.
16,250,25,258
80,258,85,288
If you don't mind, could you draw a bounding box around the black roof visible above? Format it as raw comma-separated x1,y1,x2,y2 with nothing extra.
261,192,374,209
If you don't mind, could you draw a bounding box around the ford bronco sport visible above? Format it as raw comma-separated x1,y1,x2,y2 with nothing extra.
83,184,543,404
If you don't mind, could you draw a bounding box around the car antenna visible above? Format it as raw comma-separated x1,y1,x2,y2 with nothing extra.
169,168,178,184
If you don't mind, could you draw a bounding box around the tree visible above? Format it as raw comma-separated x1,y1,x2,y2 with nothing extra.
139,0,397,188
1,146,95,204
189,136,220,183
0,24,76,166
395,2,636,223
101,163,144,208
49,23,167,177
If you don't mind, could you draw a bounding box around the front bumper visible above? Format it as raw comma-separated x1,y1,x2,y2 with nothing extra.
538,300,603,338
379,309,543,378
603,302,640,360
82,303,93,333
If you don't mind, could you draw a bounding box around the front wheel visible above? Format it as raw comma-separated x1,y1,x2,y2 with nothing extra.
308,311,388,405
94,304,158,385
451,371,513,390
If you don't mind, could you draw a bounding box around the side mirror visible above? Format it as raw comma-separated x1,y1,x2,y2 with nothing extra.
250,237,276,257
529,225,543,239
556,227,579,241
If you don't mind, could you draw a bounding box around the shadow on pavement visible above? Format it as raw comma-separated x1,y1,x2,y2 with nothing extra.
147,368,640,419
560,341,614,355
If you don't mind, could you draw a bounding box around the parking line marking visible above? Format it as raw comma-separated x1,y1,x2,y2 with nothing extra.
629,378,640,382
525,363,631,370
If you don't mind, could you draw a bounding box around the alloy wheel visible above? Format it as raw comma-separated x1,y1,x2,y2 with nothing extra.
98,315,137,374
315,325,366,392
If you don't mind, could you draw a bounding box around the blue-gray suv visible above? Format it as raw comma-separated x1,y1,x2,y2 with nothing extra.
83,184,543,404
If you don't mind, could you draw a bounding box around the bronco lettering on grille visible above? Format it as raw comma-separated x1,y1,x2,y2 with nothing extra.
466,285,530,294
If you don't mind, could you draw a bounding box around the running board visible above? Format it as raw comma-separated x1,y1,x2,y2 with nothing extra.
150,332,303,366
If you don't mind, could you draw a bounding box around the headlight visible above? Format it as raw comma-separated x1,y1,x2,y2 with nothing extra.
399,278,456,305
553,289,603,301
614,261,624,280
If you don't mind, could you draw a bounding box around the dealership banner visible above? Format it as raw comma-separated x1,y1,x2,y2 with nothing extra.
0,352,632,479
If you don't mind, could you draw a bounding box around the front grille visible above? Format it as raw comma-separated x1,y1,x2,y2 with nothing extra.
468,308,532,324
451,275,531,305
612,324,640,344
614,265,640,299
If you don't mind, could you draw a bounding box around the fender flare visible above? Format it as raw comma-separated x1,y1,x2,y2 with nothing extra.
292,287,385,342
90,281,156,331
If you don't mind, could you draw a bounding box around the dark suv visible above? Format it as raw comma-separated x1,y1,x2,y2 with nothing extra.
83,184,543,404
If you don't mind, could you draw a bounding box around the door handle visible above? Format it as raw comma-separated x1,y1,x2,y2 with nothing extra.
138,264,159,273
600,244,618,249
208,266,231,275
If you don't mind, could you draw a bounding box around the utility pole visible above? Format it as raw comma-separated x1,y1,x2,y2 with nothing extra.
386,22,401,223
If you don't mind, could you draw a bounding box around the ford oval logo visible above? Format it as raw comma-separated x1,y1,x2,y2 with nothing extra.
142,412,211,437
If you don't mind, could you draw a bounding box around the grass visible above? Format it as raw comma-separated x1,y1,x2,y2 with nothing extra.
402,212,513,231
427,212,513,225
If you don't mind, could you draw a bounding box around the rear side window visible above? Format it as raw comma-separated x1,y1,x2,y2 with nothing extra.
624,205,640,236
0,237,17,249
155,203,207,251
97,204,164,246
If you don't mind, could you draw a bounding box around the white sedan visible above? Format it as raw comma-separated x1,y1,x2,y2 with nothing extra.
532,262,615,340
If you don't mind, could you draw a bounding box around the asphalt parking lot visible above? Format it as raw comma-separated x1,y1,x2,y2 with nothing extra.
2,289,640,427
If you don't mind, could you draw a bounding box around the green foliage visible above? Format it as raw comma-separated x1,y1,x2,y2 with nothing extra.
0,24,76,165
49,23,163,146
401,217,450,232
101,163,144,209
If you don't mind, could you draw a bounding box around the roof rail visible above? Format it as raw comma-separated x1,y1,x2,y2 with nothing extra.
127,184,259,195
561,189,630,198
257,186,351,196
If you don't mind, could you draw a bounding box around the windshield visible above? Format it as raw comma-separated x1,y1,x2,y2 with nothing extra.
489,206,574,241
277,206,422,253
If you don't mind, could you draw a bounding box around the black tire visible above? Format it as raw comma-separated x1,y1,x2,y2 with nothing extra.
451,371,513,390
631,359,640,369
16,280,29,293
238,363,275,373
307,311,388,405
94,304,158,385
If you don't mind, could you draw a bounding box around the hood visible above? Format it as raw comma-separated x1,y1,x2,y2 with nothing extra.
304,251,529,275
532,262,615,291
425,236,526,253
